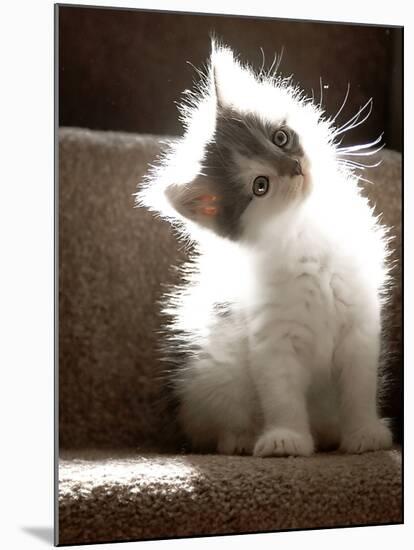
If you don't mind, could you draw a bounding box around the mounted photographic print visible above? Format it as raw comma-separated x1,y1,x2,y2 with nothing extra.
56,3,403,545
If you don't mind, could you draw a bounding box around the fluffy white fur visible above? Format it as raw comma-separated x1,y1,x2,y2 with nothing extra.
137,41,393,457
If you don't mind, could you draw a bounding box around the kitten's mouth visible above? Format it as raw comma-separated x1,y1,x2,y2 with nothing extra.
298,167,312,199
294,160,303,177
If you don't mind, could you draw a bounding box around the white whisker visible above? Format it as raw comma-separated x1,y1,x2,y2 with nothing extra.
338,158,367,168
310,88,315,103
186,61,207,81
338,160,364,170
319,76,323,107
335,98,372,132
335,103,374,137
333,97,372,137
273,46,285,74
337,144,385,157
332,82,351,122
268,51,278,75
337,134,383,153
259,47,265,78
356,175,375,185
338,158,383,169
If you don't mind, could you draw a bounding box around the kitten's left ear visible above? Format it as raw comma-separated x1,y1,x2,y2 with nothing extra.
211,41,252,109
165,176,220,231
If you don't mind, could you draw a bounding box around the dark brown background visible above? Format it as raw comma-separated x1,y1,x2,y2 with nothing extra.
58,6,402,151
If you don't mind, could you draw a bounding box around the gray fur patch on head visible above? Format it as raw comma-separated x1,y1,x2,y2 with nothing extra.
197,107,305,239
200,145,252,240
214,107,304,172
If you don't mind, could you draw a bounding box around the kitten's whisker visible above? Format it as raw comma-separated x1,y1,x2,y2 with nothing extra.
228,116,245,124
337,144,385,157
274,45,285,74
336,134,383,153
356,175,375,185
332,82,351,122
319,76,324,107
331,135,345,147
310,88,315,104
334,103,374,137
267,51,278,76
333,99,371,134
259,47,266,78
361,159,383,168
338,160,363,170
333,100,372,137
338,159,365,170
334,111,368,138
333,98,373,137
186,61,208,81
268,46,284,76
338,158,382,169
337,158,366,168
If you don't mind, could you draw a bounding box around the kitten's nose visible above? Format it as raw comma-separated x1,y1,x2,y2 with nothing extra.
293,160,303,176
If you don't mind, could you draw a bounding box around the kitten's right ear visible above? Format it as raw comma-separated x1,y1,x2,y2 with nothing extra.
165,176,220,231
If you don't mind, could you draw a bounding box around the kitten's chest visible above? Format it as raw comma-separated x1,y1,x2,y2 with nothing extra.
249,255,349,367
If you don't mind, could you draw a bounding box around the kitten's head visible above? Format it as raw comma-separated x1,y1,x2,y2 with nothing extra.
139,40,336,242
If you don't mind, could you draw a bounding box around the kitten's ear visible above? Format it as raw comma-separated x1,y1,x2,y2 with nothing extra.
211,42,235,108
165,177,220,230
211,41,251,109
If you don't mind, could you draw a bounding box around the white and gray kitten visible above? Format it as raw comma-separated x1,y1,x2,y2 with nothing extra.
138,41,393,457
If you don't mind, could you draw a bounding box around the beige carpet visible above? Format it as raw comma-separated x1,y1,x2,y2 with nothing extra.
59,449,402,544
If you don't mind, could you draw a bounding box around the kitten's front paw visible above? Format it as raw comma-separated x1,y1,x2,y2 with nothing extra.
217,431,255,455
340,419,393,454
253,427,314,457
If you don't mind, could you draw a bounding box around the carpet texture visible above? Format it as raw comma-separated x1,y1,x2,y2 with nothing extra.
58,128,402,545
59,449,402,545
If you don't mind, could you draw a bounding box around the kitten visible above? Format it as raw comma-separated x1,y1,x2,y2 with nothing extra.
137,40,393,457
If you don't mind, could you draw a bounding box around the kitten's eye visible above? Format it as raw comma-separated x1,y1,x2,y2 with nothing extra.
273,129,289,147
252,176,270,197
